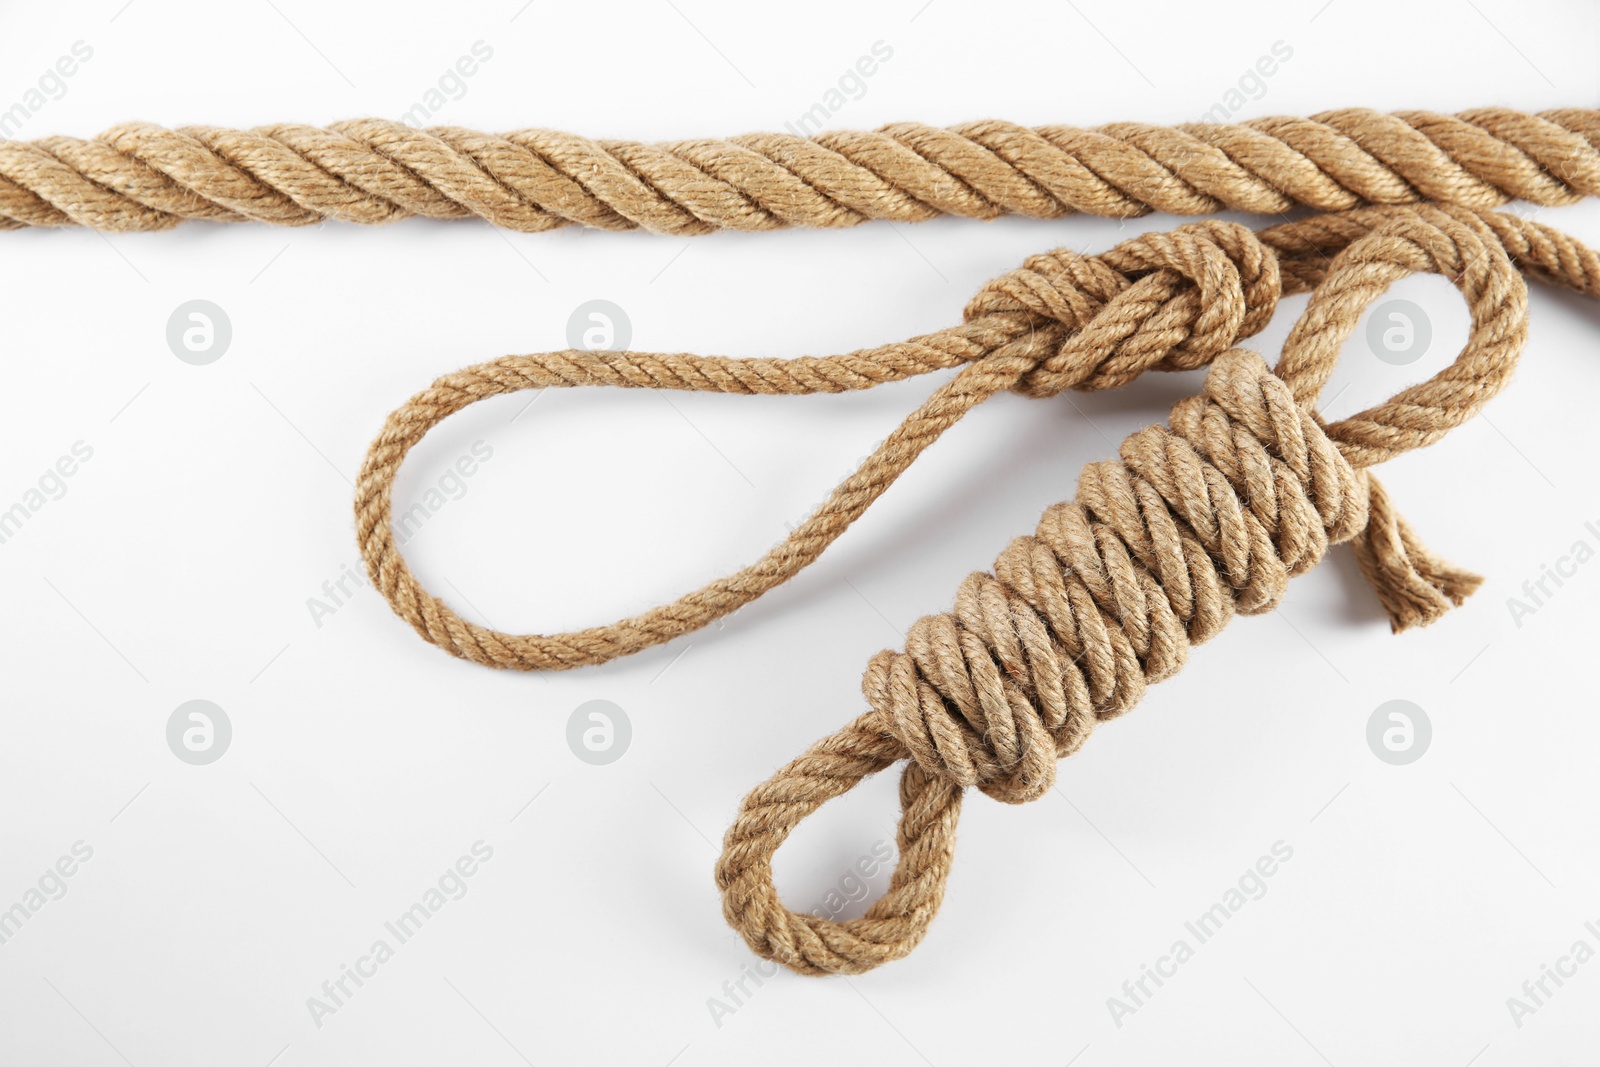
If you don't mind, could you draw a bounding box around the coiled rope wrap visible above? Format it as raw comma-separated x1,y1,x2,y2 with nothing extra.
353,203,1600,975
5,108,1600,233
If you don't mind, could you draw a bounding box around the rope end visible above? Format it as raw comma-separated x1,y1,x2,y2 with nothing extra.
1351,474,1483,633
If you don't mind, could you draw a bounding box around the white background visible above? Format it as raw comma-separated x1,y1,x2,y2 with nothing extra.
1,1,1598,1064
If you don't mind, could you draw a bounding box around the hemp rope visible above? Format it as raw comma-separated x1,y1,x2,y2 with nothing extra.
4,108,1600,233
353,202,1600,976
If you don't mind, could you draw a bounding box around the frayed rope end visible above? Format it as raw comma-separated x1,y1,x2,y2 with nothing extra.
1351,474,1483,633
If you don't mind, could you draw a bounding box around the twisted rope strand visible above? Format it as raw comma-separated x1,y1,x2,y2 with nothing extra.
5,108,1599,233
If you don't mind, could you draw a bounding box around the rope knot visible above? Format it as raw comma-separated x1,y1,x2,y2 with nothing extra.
962,220,1283,398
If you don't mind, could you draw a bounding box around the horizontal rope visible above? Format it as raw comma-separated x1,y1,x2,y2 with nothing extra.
4,108,1599,233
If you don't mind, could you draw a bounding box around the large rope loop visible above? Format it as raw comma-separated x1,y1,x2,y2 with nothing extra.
356,205,1576,674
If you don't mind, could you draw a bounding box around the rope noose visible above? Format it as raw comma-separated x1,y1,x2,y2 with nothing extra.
351,204,1600,974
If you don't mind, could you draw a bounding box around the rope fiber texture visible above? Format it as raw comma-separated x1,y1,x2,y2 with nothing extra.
4,108,1600,233
351,201,1600,975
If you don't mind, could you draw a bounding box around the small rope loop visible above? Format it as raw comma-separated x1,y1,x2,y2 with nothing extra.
717,350,1368,973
